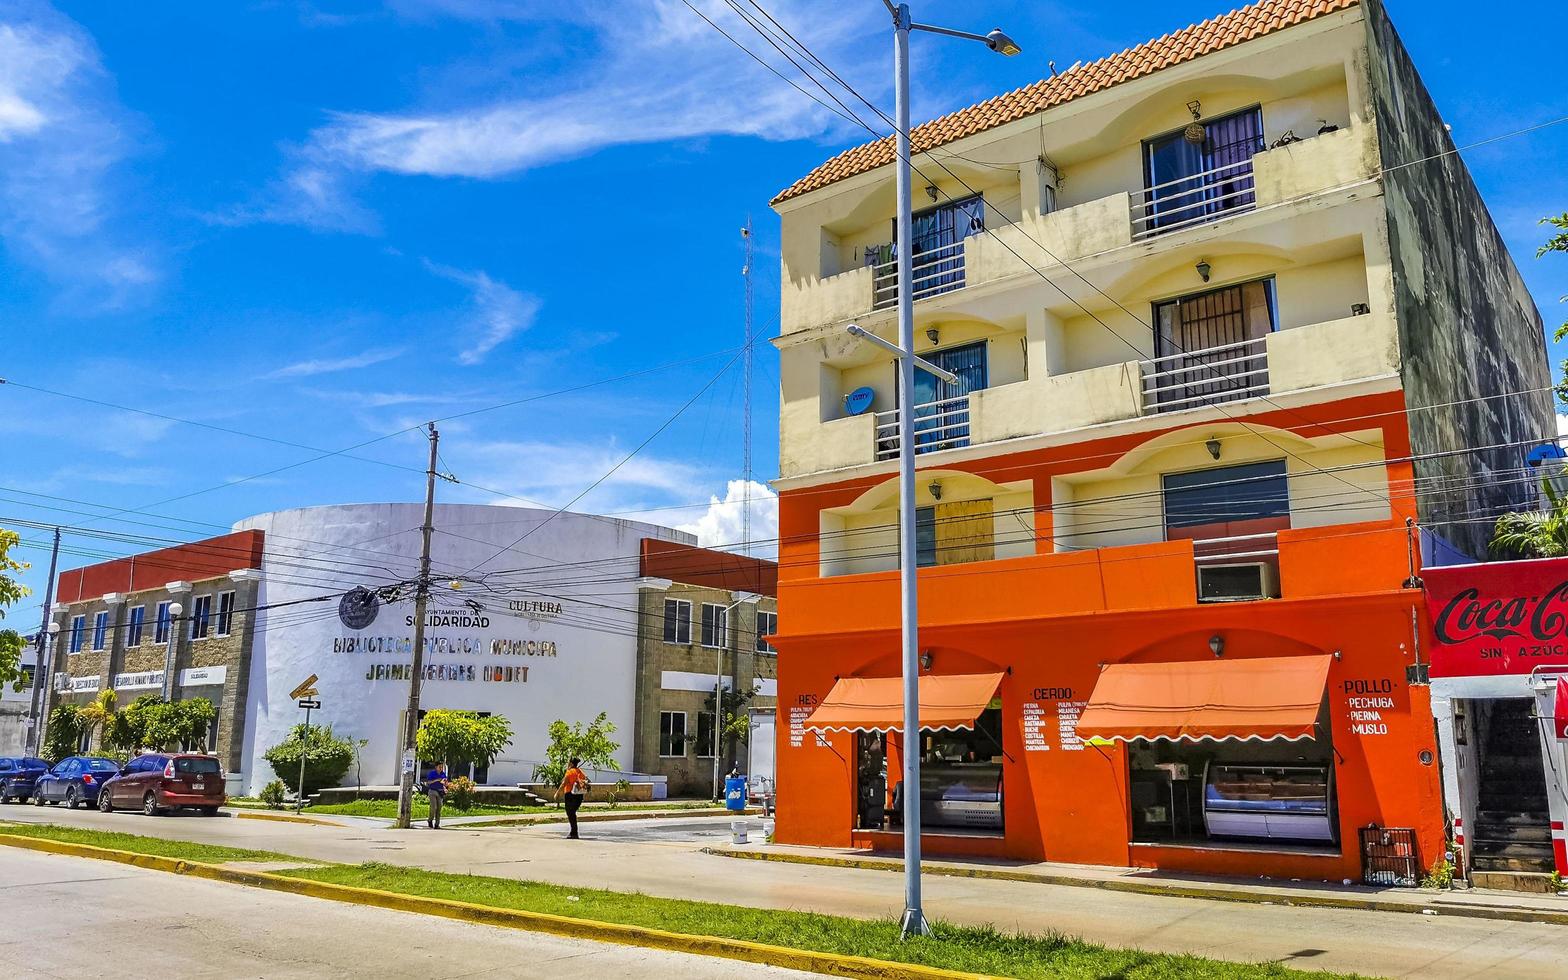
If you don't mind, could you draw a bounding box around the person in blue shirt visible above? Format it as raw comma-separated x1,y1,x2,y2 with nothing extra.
424,762,449,829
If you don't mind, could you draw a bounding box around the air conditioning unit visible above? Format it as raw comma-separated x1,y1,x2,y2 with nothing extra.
1197,562,1279,602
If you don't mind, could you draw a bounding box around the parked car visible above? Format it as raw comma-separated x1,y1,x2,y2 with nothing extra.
31,756,121,809
0,757,51,803
99,753,226,816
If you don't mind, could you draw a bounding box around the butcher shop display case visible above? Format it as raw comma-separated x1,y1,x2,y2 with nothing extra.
1202,763,1335,843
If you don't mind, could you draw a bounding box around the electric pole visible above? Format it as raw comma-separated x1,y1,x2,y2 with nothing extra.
24,527,61,759
741,219,754,556
395,422,441,829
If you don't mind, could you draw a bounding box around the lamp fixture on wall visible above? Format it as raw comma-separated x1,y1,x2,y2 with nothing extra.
928,481,943,501
925,327,940,345
920,649,934,671
1205,438,1222,460
1184,100,1206,144
925,184,939,202
1195,260,1212,283
1209,635,1225,658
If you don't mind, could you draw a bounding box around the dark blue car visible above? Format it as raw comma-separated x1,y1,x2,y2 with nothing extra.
0,757,50,803
31,757,120,809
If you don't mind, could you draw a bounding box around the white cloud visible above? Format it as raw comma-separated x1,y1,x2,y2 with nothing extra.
1557,414,1568,438
263,346,407,379
423,260,540,365
0,9,157,304
256,1,882,228
455,438,708,511
677,479,779,558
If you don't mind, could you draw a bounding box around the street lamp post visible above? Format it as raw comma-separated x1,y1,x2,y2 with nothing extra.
160,602,183,703
868,1,1021,939
713,593,762,801
29,620,62,758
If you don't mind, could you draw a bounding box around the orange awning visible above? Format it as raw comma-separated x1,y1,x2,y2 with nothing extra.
1075,655,1332,743
805,672,1005,734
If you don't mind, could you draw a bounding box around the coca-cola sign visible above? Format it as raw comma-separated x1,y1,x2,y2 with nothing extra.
1424,560,1568,678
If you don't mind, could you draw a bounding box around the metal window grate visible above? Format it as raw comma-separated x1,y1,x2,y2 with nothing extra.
1359,825,1421,887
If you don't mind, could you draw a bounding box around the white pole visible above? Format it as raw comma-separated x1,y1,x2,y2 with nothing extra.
891,1,928,940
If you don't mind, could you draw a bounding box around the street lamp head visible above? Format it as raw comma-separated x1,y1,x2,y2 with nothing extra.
985,28,1021,56
169,601,183,617
46,621,60,635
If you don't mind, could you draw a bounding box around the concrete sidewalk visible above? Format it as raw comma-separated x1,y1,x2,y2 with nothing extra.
710,839,1568,924
4,807,1565,978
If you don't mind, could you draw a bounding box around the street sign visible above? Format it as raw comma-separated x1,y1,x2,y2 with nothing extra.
297,698,321,710
401,753,416,774
296,688,319,699
289,675,320,700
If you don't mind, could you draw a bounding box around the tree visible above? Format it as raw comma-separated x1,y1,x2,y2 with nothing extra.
1538,213,1568,406
533,712,620,791
416,710,513,776
0,527,30,692
263,723,354,796
702,682,761,768
1491,471,1568,558
43,704,84,763
77,690,119,748
106,695,216,752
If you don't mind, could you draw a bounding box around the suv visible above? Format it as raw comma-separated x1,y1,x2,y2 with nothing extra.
0,757,50,803
99,753,226,816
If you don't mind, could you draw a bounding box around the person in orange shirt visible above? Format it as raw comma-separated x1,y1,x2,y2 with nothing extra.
558,757,588,839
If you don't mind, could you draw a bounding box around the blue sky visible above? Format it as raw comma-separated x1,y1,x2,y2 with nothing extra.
1,0,1565,623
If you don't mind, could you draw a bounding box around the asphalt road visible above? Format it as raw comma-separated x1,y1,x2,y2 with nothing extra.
1,846,822,979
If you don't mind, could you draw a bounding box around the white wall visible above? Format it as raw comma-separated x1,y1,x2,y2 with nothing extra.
233,503,691,795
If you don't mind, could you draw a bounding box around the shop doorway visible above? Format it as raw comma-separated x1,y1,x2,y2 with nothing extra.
1468,699,1554,873
854,705,1005,836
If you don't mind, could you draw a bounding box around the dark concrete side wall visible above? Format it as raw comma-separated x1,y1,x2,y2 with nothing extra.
1363,0,1553,557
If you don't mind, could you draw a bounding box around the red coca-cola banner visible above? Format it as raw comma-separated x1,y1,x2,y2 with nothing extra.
1424,559,1568,678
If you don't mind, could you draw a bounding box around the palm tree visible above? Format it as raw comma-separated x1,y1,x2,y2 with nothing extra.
76,689,118,752
1490,474,1568,558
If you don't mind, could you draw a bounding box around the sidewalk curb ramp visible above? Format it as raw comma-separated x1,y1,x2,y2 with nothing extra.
232,811,347,828
0,833,992,980
702,848,1568,928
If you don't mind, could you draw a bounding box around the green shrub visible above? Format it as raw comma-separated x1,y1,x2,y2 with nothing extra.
259,779,287,809
416,710,512,774
446,775,477,811
607,778,632,808
263,724,354,796
43,704,85,763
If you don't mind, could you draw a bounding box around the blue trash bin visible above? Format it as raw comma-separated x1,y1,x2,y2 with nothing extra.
725,776,747,811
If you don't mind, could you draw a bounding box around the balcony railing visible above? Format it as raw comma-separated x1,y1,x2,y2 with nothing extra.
871,240,967,309
874,394,972,460
1132,156,1259,239
1141,336,1269,415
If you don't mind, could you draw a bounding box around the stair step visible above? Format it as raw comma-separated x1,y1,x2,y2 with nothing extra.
1475,810,1552,826
1471,841,1555,859
1470,870,1560,893
1471,826,1552,844
1472,854,1557,874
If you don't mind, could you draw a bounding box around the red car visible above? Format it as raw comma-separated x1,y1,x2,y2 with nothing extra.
98,753,226,816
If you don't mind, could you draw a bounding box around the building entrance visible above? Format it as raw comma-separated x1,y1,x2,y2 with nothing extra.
1468,698,1554,874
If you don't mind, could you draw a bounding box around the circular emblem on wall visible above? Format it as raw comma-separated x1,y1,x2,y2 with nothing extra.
338,586,380,630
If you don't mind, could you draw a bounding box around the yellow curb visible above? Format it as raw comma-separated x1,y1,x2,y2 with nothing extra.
703,848,1568,927
234,811,346,828
0,834,993,980
462,808,734,829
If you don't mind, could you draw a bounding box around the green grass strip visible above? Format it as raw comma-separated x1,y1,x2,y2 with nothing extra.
277,862,1360,980
0,822,296,864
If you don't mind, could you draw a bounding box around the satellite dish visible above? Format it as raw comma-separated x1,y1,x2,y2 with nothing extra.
844,386,875,416
1526,443,1567,467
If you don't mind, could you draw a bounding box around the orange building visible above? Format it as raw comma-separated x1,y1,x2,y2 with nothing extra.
767,0,1551,883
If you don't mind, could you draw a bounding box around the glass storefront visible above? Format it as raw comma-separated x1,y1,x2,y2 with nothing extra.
855,704,1004,835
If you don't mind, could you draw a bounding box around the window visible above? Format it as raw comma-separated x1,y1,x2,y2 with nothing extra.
155,602,172,645
190,594,212,640
701,603,728,649
1150,278,1277,412
77,726,91,752
871,195,985,307
662,599,691,644
916,507,937,567
91,611,109,651
855,706,1005,835
910,341,987,453
174,757,221,774
1142,106,1264,233
1162,460,1290,538
755,610,778,653
659,712,688,758
695,711,717,759
205,709,221,753
68,615,85,654
126,606,145,647
215,591,236,637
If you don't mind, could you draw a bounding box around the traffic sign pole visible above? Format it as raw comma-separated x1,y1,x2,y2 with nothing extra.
296,701,313,812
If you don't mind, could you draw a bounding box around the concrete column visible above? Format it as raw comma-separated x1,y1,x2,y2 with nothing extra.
218,570,262,774
1028,307,1067,379
1019,160,1058,220
163,581,192,700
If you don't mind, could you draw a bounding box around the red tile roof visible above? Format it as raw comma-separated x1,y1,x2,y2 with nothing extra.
771,0,1360,206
